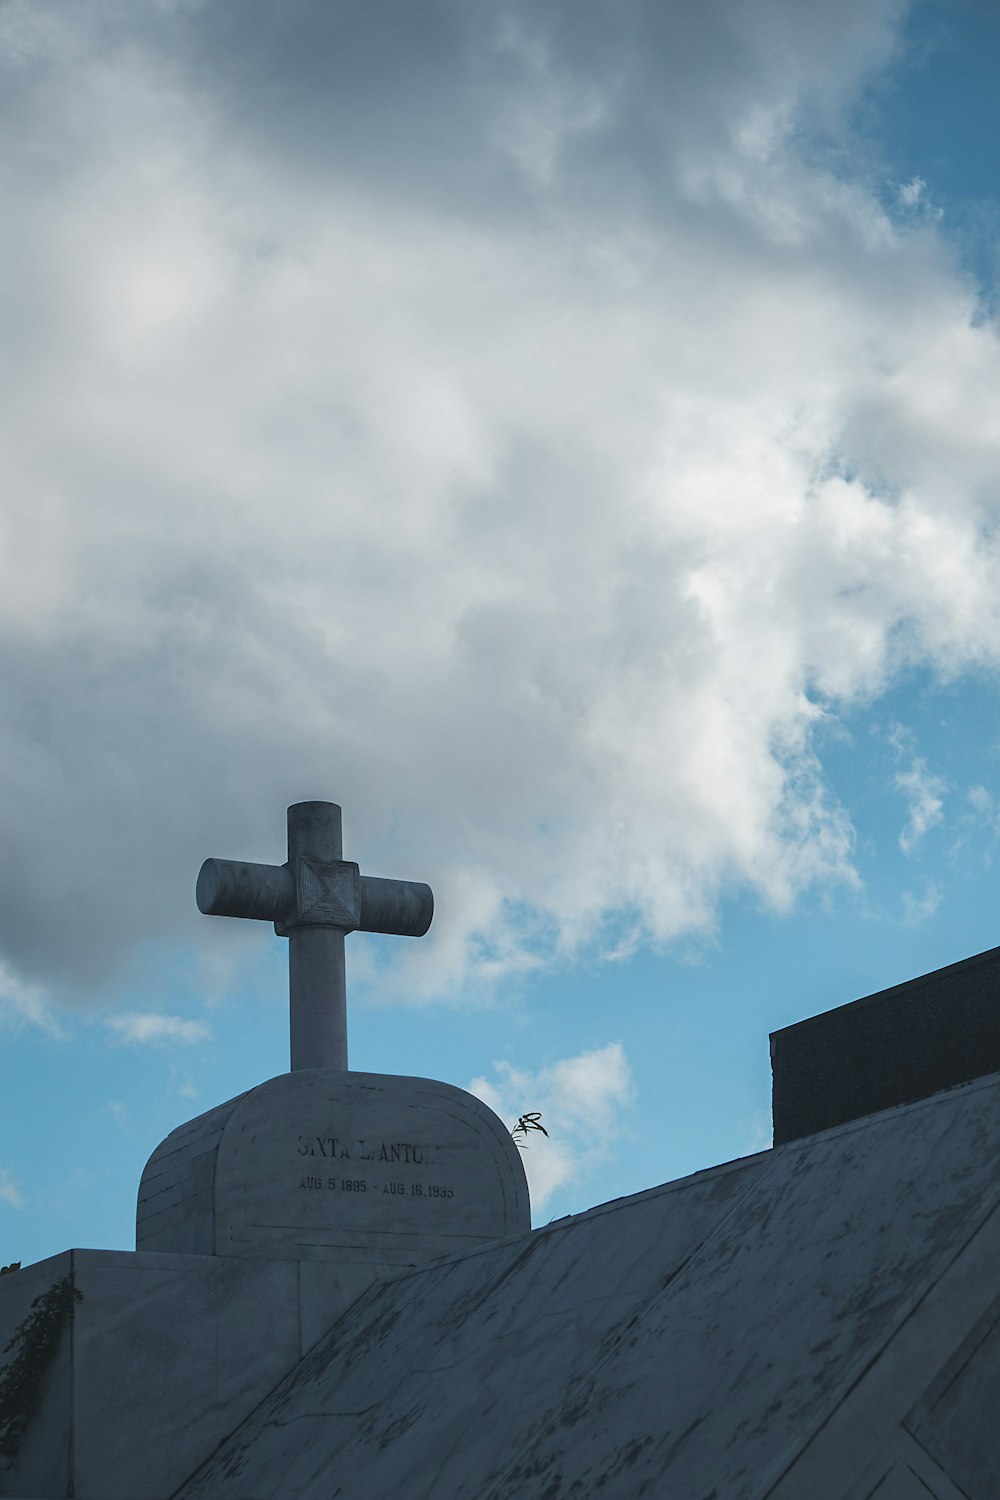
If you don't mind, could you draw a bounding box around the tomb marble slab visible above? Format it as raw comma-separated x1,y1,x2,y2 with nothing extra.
174,1071,1000,1500
137,1071,529,1267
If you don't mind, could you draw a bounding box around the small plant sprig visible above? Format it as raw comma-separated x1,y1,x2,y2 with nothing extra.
0,1276,83,1467
511,1111,548,1150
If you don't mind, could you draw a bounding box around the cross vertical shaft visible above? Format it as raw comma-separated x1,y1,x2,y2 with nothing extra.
286,802,348,1071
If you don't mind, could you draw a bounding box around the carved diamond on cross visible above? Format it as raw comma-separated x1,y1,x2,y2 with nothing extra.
196,801,433,1071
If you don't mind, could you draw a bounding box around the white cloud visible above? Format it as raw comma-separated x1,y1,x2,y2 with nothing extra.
103,1098,130,1127
897,765,946,854
969,784,993,816
901,882,942,926
949,783,1000,868
889,725,947,854
966,783,1000,835
166,1061,201,1103
895,176,942,221
469,1041,635,1215
740,1108,773,1155
106,1013,212,1046
0,1170,24,1210
1,2,999,1008
898,176,926,209
0,960,63,1036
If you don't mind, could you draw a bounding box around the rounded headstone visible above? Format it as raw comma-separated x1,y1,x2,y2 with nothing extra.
137,1072,530,1269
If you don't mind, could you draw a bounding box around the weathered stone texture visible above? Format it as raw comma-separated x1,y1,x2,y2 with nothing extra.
176,1071,1000,1500
0,1247,376,1500
137,1070,529,1266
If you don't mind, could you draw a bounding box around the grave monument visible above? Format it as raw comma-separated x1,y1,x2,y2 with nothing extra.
4,806,1000,1497
138,801,528,1272
0,801,529,1500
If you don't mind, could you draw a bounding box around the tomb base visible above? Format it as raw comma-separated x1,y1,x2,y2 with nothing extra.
0,1246,377,1500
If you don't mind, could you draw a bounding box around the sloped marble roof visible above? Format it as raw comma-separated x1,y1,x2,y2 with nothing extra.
176,1071,1000,1499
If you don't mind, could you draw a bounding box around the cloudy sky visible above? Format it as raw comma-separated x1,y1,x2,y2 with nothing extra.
3,0,1000,1263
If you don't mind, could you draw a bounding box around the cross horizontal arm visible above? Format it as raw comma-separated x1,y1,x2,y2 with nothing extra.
196,858,433,937
358,876,433,937
196,859,294,923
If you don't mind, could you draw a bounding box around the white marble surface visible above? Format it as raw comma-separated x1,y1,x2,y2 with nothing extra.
174,1070,1000,1500
0,1246,387,1500
0,1253,73,1498
138,1071,529,1266
136,1093,245,1255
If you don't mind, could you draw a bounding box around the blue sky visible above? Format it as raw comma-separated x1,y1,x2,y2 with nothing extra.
4,0,1000,1268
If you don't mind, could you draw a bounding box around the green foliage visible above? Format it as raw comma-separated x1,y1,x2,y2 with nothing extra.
0,1277,82,1467
511,1111,548,1149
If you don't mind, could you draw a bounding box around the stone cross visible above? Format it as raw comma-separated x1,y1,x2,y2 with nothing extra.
196,801,433,1071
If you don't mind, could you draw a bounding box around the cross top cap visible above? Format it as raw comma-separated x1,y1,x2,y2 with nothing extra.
196,801,433,1071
